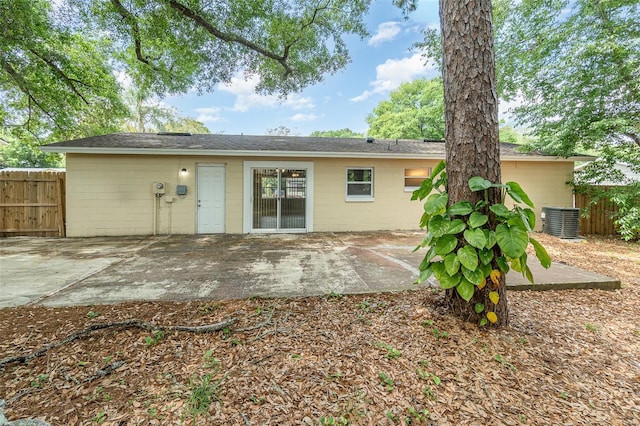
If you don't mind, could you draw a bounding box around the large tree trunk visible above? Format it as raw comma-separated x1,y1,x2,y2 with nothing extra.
440,0,508,325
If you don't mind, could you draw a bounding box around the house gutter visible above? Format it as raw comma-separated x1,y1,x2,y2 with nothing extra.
41,146,593,162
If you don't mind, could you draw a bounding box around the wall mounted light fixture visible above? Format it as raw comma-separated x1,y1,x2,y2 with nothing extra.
180,168,187,175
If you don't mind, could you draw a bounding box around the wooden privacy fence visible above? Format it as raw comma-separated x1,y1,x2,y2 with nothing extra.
574,186,619,236
0,169,66,237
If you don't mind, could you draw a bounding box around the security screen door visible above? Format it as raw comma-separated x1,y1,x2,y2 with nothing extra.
252,168,307,231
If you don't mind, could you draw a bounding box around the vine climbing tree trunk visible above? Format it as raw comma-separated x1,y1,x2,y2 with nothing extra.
439,0,508,325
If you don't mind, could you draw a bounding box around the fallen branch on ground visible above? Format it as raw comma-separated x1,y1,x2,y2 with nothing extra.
0,318,236,368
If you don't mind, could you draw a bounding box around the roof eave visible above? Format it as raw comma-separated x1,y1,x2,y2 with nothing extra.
41,146,592,162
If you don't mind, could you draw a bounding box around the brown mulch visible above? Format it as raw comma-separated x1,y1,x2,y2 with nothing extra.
1,234,639,426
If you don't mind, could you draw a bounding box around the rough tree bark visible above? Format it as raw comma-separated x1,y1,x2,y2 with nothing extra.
439,0,508,325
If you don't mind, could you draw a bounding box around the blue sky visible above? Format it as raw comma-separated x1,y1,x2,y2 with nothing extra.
162,1,443,136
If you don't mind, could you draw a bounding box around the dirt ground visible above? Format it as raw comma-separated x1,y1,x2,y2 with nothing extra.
0,233,639,426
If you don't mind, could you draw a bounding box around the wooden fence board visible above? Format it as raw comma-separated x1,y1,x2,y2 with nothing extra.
575,186,619,236
0,170,66,237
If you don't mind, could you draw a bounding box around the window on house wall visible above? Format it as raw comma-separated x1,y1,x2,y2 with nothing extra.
404,168,432,191
346,167,374,201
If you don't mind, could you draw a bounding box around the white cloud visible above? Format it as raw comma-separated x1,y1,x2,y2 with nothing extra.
350,53,435,102
368,21,402,46
196,106,224,123
290,113,318,122
219,76,315,112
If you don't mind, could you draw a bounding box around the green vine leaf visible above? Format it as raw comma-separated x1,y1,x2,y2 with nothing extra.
419,247,436,270
430,160,447,180
424,193,448,215
428,215,450,238
506,181,534,208
483,229,497,249
469,212,489,228
411,178,434,201
447,219,467,234
529,237,551,269
462,265,484,285
456,278,475,301
495,223,528,258
489,204,512,218
434,234,458,255
524,263,534,284
497,256,510,273
516,207,536,232
464,228,487,249
474,303,485,314
433,262,461,289
448,201,474,216
479,262,492,278
479,248,494,265
469,176,492,191
444,253,461,276
457,245,479,270
416,266,434,284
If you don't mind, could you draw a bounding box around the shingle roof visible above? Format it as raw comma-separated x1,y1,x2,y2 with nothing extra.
42,132,580,160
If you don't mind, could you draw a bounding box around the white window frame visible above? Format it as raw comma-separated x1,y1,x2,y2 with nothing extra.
404,167,432,192
345,167,374,202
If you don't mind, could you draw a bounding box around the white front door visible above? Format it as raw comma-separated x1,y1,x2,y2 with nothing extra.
197,165,225,233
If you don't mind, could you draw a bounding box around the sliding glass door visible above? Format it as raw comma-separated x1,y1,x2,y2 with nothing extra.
252,168,307,231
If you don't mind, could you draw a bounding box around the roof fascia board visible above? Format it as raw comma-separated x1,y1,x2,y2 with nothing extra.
41,146,591,162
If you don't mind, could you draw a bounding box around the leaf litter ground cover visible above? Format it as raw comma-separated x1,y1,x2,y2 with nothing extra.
0,234,638,425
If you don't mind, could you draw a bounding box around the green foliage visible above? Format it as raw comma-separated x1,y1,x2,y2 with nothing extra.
320,416,348,425
378,372,394,392
120,85,210,134
183,373,223,424
144,330,164,346
413,161,551,325
69,0,371,97
91,411,107,424
0,135,63,168
366,78,445,140
494,353,516,371
30,373,49,388
0,0,127,142
405,406,430,423
309,128,364,138
493,0,640,156
266,125,300,136
572,148,640,241
373,342,402,360
417,0,640,184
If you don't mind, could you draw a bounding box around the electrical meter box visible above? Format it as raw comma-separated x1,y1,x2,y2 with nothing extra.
176,185,188,195
153,182,166,194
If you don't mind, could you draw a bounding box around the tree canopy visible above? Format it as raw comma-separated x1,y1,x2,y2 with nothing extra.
420,0,640,157
68,0,371,97
366,78,445,140
1,0,374,149
494,0,640,156
309,128,363,138
0,0,127,142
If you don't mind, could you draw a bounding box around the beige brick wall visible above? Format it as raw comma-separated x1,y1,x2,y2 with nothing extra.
312,158,438,232
66,154,244,236
65,154,574,236
501,161,575,230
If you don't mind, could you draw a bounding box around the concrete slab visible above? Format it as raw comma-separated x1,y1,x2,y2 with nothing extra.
506,259,621,291
0,232,621,308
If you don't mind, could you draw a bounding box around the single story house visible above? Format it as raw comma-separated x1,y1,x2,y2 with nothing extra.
42,133,590,237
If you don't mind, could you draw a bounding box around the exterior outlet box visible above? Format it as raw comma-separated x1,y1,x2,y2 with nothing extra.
165,196,175,203
176,185,188,195
153,182,166,194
